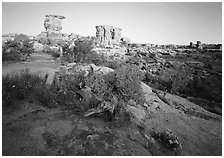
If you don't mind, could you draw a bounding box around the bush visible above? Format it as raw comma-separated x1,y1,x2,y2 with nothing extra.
2,69,55,108
38,38,48,45
53,70,91,111
51,51,61,58
2,39,34,62
86,63,145,105
53,62,146,115
170,65,192,94
62,37,95,63
86,73,108,97
113,64,145,104
14,34,30,43
84,52,105,66
2,48,22,61
75,37,95,54
62,48,86,63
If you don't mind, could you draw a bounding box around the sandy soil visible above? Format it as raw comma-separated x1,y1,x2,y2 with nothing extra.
2,52,60,84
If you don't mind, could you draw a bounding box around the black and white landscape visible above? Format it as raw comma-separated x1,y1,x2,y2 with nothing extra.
2,2,222,156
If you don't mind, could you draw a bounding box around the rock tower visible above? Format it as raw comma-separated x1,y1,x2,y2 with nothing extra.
95,25,122,47
44,15,65,34
196,41,202,49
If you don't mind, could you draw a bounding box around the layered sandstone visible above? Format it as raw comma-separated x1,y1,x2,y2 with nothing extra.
44,15,65,34
95,25,122,47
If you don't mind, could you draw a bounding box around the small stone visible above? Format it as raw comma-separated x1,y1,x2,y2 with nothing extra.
67,62,77,67
87,134,100,140
128,99,137,107
77,124,89,131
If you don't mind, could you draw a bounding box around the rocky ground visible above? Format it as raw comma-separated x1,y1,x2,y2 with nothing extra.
2,52,222,156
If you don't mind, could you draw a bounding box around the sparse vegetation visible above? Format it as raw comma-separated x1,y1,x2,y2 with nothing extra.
2,37,34,62
2,69,55,108
113,64,145,104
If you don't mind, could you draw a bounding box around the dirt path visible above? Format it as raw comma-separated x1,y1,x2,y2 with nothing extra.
2,53,61,84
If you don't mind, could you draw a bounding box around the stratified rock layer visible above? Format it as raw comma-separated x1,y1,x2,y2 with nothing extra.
44,15,65,34
96,25,122,47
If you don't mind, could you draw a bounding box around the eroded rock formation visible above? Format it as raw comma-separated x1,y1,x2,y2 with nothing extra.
196,41,202,49
36,15,66,42
96,25,122,47
44,15,65,33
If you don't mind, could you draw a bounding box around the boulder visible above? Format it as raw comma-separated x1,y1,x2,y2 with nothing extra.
33,42,44,52
90,64,114,75
141,82,153,94
121,37,131,45
36,31,47,40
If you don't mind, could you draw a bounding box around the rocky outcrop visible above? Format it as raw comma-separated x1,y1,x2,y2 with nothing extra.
44,15,65,34
36,15,66,42
36,31,47,41
95,25,122,47
196,41,202,49
33,41,44,52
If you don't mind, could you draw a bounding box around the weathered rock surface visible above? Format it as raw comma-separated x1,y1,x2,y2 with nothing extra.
36,15,66,42
36,31,47,41
95,25,122,47
2,84,222,155
44,14,65,33
33,42,44,52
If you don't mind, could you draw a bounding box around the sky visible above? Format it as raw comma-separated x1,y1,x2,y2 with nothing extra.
2,2,222,45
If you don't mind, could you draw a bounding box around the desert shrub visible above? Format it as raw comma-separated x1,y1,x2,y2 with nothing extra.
113,64,145,104
204,63,213,70
38,38,48,45
3,40,20,48
43,45,53,54
84,52,105,66
75,37,94,54
14,34,30,43
151,129,182,152
103,60,124,70
53,71,92,111
62,48,86,63
53,63,145,113
43,45,61,58
2,39,33,61
62,37,95,63
51,51,61,58
2,48,22,61
145,72,173,92
170,65,192,94
19,40,34,56
86,73,109,98
2,69,55,108
84,52,126,70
